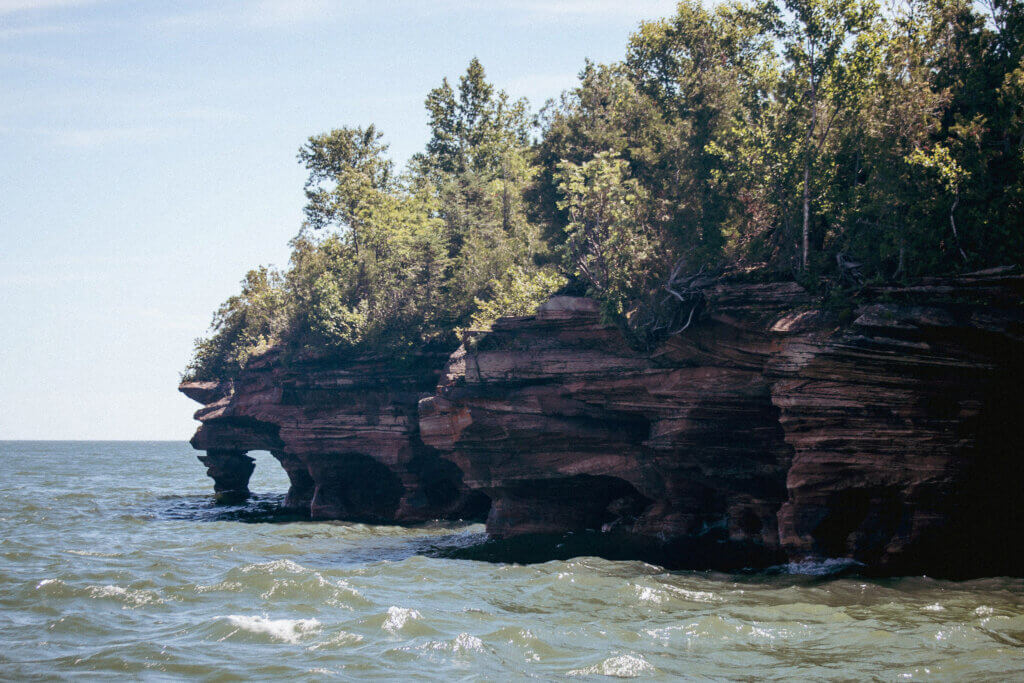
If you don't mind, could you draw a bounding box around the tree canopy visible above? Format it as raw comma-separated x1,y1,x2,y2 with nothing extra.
186,0,1024,380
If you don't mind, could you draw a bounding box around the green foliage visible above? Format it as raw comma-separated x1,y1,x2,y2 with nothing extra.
182,267,290,380
284,177,451,355
555,151,661,319
298,125,396,232
422,57,531,176
188,1,1024,380
416,58,549,328
187,60,554,380
468,266,567,330
537,0,1023,289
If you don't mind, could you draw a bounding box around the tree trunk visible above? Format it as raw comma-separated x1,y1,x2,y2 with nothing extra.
801,46,817,272
802,162,811,271
501,157,512,233
896,231,905,279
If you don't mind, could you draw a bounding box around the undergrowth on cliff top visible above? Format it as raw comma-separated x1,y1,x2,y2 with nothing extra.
184,0,1024,382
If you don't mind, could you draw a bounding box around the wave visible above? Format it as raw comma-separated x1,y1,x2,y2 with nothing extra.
421,632,489,655
33,579,164,607
382,606,421,634
217,559,370,606
219,615,321,644
567,654,655,678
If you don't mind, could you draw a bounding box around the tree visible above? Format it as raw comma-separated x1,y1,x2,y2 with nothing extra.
422,57,531,177
188,2,1024,382
555,151,659,320
187,60,555,380
298,125,395,235
774,0,880,270
417,58,548,319
182,267,289,380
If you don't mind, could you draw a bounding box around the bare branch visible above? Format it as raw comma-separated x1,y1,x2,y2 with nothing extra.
669,304,699,335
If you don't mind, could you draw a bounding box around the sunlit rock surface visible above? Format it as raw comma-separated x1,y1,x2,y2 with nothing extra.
419,269,1024,576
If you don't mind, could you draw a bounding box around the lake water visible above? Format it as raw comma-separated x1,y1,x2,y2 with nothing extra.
1,441,1022,680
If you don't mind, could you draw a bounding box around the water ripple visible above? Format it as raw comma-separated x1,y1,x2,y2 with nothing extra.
2,441,1024,679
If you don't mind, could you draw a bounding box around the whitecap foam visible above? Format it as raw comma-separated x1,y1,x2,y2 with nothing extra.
240,559,308,575
453,632,485,653
383,606,421,633
66,549,119,558
666,585,719,603
568,654,655,678
194,580,244,593
87,584,162,606
90,585,130,598
221,615,321,644
643,625,684,642
422,632,487,654
635,585,667,604
325,578,367,606
307,630,363,651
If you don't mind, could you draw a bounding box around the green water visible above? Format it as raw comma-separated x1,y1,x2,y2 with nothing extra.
1,441,1022,680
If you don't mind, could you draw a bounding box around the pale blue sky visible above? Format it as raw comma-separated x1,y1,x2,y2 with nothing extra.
0,0,678,439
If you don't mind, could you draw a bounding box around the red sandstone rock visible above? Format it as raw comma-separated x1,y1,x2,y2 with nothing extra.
180,269,1024,576
419,269,1024,576
180,348,488,523
419,287,806,568
770,275,1024,576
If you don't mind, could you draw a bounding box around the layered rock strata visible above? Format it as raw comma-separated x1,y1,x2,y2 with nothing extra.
419,269,1024,576
180,349,488,522
180,268,1023,576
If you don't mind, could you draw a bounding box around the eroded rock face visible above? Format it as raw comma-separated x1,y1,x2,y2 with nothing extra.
419,292,803,569
419,270,1024,576
180,349,488,523
179,269,1023,575
770,271,1024,577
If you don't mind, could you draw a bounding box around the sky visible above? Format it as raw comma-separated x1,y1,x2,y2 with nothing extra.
0,0,680,439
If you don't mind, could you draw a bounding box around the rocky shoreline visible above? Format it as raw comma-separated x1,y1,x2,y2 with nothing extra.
180,268,1024,577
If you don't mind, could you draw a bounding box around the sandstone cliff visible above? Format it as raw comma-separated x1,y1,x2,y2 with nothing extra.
179,348,488,523
181,268,1023,576
418,268,1024,577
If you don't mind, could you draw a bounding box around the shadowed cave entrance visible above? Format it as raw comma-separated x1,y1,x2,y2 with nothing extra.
486,474,653,538
198,445,489,524
302,452,405,522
